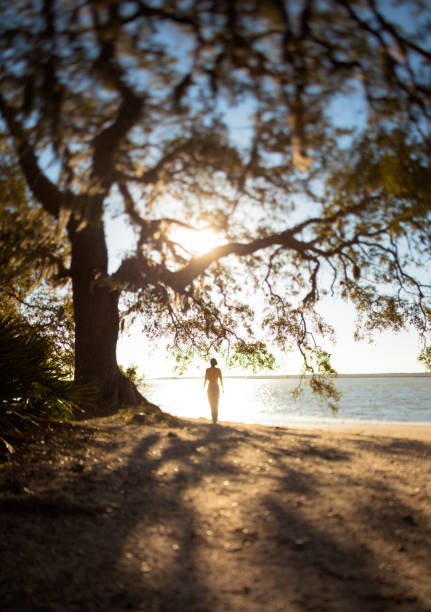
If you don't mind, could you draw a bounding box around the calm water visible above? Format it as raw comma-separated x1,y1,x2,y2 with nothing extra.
142,376,431,426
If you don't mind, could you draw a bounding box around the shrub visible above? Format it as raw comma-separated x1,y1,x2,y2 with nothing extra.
0,314,92,429
120,363,146,391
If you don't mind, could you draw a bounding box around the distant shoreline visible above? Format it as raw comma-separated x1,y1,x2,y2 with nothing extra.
148,372,430,381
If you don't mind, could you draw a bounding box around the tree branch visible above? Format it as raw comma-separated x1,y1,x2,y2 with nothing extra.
0,94,65,218
169,230,306,292
90,5,145,189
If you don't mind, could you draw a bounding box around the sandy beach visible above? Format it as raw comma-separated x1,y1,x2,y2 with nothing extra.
1,411,431,611
275,419,431,442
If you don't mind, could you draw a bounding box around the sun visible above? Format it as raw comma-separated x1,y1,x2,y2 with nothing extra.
170,225,225,256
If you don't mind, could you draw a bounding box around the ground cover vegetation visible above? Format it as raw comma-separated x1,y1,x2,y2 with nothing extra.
1,0,431,416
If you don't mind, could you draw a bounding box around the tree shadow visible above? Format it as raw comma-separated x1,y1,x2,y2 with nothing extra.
1,421,431,611
1,423,247,610
350,436,431,458
254,482,429,611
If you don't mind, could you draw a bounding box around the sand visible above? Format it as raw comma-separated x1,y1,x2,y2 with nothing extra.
278,419,431,442
1,411,431,611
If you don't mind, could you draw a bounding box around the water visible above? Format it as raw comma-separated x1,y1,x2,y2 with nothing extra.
142,376,431,427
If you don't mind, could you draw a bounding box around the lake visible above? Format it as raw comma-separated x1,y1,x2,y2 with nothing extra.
141,375,431,427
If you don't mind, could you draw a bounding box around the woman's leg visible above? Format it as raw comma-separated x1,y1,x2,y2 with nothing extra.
207,386,220,423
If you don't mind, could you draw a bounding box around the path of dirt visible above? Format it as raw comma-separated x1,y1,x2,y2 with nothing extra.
1,412,431,611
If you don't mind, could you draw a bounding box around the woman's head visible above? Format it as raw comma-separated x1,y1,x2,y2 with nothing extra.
210,358,217,367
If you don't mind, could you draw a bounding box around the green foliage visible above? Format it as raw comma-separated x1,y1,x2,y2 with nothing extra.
298,348,341,413
0,163,75,374
24,288,75,377
226,341,276,373
119,363,146,390
168,341,275,376
0,166,67,311
418,348,431,374
0,314,92,429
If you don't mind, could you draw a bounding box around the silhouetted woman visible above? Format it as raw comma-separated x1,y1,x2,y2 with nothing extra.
203,358,224,424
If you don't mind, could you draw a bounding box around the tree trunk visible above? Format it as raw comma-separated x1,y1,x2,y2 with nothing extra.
69,220,150,416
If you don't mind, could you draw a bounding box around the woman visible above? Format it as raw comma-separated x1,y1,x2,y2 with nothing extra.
203,358,224,424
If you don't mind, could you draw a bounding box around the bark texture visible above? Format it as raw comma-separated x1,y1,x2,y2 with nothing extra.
69,219,146,415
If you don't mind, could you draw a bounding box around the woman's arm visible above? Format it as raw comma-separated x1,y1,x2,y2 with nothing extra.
219,369,224,392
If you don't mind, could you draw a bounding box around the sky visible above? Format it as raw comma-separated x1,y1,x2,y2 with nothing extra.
117,324,426,379
108,2,429,379
108,215,427,379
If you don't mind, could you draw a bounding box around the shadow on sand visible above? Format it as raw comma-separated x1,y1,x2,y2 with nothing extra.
1,419,431,611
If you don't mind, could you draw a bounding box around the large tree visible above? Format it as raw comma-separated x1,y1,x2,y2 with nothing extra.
1,0,431,414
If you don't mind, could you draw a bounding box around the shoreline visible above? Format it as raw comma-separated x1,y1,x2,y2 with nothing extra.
186,416,431,442
144,376,431,428
270,419,431,442
148,372,429,380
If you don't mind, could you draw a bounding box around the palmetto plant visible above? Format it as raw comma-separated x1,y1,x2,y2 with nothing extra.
0,314,92,428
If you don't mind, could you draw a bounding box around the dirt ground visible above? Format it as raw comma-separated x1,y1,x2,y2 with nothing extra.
1,411,431,612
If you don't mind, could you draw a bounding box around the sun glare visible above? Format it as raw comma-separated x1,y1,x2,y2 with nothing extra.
170,226,225,256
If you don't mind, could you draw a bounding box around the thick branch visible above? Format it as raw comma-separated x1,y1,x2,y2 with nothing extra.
169,230,305,292
0,95,65,218
112,216,382,295
169,204,384,292
92,89,144,185
90,6,145,188
92,101,144,190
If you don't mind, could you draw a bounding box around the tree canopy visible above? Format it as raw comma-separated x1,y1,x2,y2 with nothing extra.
1,0,431,411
